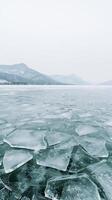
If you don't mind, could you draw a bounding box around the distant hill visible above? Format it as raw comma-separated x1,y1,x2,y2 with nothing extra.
51,74,89,85
100,80,112,85
0,72,28,84
0,63,62,85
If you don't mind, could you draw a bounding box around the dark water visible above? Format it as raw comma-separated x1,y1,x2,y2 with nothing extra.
0,86,112,200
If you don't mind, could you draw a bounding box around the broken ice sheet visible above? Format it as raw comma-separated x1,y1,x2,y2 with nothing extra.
3,149,33,173
45,175,101,200
75,124,98,136
88,160,112,200
4,129,47,151
69,145,99,172
36,146,73,171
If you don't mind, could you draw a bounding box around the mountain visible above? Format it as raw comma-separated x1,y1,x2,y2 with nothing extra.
0,63,62,85
0,72,29,84
51,74,89,85
100,80,112,85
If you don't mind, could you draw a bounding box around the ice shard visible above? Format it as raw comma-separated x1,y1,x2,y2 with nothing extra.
45,175,101,200
4,129,47,151
79,131,108,158
46,131,73,146
88,160,112,200
3,149,33,173
69,145,98,172
0,128,15,144
75,124,97,136
36,146,73,171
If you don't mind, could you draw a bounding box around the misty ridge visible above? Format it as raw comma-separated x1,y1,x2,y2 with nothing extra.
0,63,111,85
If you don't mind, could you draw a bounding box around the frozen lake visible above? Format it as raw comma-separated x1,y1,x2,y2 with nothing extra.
1,85,112,199
1,85,112,129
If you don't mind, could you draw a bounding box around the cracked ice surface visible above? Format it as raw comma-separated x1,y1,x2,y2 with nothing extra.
1,86,112,199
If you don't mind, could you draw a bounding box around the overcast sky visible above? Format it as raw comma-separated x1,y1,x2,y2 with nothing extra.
0,0,112,83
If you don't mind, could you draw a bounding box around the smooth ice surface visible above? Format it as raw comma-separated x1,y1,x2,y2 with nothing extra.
4,129,47,151
75,125,97,136
45,175,101,200
36,146,73,171
3,149,33,173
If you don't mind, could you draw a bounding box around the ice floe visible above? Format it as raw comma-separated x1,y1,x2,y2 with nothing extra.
3,149,33,173
88,160,112,200
45,175,101,200
76,124,98,136
4,129,47,151
36,146,73,171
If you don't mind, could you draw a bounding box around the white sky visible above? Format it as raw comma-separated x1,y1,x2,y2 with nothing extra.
0,0,112,83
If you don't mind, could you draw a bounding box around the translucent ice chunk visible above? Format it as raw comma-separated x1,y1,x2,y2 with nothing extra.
54,137,78,150
3,149,33,173
76,125,97,136
45,175,101,200
88,160,112,200
69,145,98,172
79,132,108,158
36,146,73,171
46,131,73,146
0,128,15,144
4,129,47,151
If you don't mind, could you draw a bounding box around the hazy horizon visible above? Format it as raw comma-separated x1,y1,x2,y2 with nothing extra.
0,0,112,83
